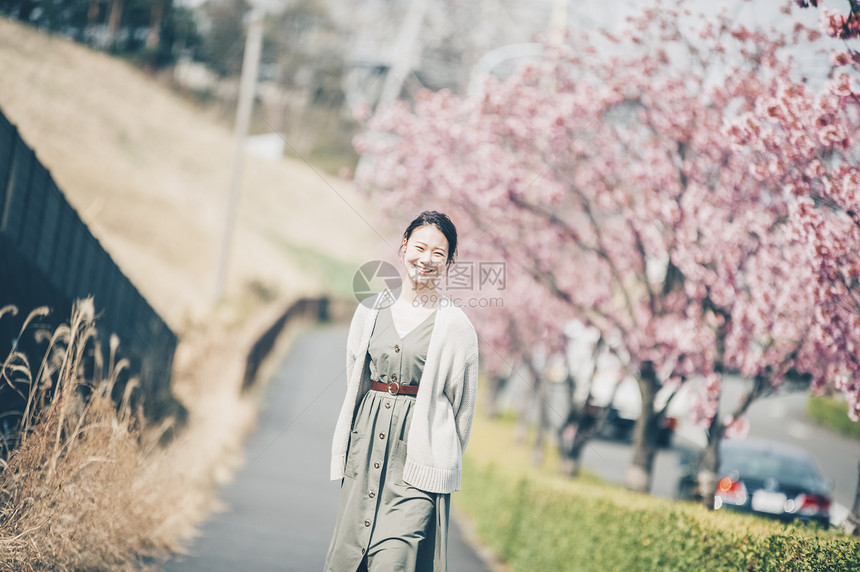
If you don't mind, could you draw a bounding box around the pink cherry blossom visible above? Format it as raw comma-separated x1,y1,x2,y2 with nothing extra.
821,8,848,38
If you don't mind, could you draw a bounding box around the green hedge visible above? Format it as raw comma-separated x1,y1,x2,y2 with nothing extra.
807,396,860,440
457,459,860,572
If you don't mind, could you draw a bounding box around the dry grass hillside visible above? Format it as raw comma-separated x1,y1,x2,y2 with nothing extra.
0,16,387,329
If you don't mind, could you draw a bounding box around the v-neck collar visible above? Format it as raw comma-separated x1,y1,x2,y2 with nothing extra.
388,305,437,341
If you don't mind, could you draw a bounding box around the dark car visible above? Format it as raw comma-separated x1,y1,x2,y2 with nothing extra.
677,438,833,528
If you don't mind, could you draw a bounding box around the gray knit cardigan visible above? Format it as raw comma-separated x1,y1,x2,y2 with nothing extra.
329,294,479,493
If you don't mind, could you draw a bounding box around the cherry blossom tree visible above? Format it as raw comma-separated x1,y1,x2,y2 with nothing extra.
788,0,860,419
354,1,826,497
731,0,860,532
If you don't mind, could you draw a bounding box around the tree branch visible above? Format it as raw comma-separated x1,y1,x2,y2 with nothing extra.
567,185,640,328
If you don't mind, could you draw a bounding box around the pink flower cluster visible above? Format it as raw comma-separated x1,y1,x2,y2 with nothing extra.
819,8,860,39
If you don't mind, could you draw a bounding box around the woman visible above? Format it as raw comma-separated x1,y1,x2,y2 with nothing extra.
325,211,479,572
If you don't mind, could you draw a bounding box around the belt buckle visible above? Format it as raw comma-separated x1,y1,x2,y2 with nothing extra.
387,382,400,395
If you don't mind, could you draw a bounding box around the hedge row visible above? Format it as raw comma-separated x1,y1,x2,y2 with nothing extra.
457,458,860,572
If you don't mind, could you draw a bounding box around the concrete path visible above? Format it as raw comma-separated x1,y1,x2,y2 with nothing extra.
163,324,490,572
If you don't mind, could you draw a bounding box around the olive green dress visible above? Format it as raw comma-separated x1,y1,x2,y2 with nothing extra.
324,306,450,572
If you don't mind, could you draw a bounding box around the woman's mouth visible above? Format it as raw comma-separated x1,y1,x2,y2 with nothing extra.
412,263,435,276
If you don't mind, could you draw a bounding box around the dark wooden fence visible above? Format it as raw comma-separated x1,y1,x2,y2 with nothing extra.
0,108,182,424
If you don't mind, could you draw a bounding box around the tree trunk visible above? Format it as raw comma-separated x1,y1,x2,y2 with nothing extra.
529,361,548,466
483,370,506,419
842,458,860,535
560,337,603,478
624,361,660,492
695,414,724,508
87,0,99,21
107,0,125,50
559,414,597,478
560,405,602,478
84,0,100,47
693,373,766,508
559,423,580,477
514,359,532,445
146,1,164,50
558,371,577,476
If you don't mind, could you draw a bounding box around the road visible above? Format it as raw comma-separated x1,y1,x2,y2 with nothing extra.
163,325,489,572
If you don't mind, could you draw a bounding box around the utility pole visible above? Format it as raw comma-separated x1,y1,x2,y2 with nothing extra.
548,0,570,46
542,0,569,92
355,0,429,187
214,7,264,301
377,0,429,105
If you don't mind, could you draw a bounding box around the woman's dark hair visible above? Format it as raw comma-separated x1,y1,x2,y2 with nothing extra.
402,210,458,268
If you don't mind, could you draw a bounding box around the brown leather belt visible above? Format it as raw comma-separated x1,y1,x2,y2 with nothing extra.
371,380,419,395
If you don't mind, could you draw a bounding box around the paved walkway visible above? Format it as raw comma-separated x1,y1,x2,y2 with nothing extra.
164,324,489,572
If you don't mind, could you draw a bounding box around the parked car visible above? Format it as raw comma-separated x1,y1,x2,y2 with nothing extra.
677,438,833,528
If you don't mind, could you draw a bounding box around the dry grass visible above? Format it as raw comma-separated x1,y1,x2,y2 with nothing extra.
0,301,179,569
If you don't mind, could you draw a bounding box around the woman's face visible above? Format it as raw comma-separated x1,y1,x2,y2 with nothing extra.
402,224,449,288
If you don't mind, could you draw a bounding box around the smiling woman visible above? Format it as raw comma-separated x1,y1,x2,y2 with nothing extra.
325,211,479,572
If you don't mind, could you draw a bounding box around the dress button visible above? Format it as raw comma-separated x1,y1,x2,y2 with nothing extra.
369,491,375,498
374,461,380,469
379,432,385,439
364,520,371,527
394,344,400,353
385,402,391,409
391,374,397,382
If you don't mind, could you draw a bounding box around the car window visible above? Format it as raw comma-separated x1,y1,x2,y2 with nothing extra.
720,447,820,486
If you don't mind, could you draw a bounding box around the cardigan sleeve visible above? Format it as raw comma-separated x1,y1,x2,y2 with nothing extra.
453,349,479,453
331,304,368,481
445,319,479,454
345,304,365,382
